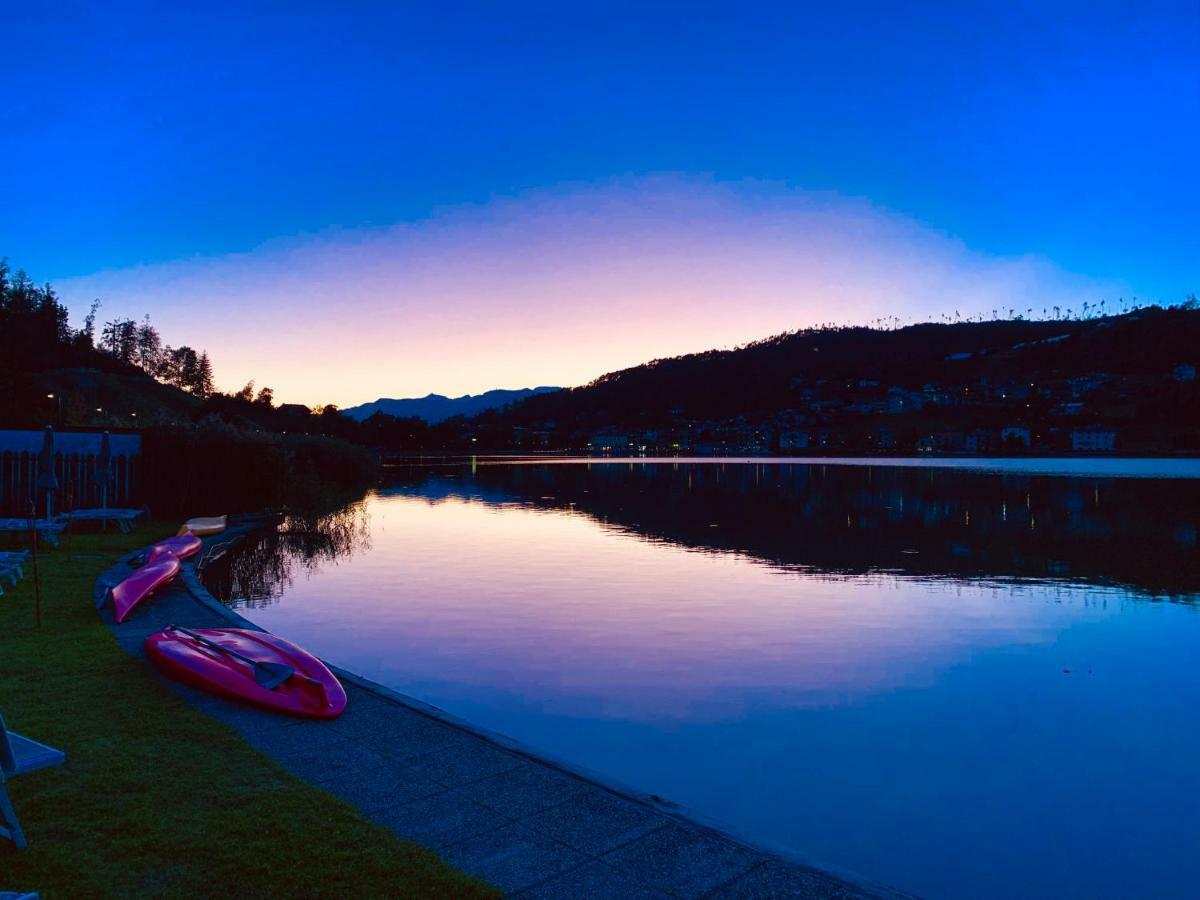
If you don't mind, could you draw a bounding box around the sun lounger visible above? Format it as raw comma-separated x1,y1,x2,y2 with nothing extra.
0,713,66,849
67,508,145,533
0,517,68,547
0,552,29,594
0,551,29,578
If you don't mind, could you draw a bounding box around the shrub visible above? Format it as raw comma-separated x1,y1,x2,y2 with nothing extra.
140,418,376,517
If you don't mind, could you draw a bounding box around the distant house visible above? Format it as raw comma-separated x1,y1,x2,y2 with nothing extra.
917,431,964,452
964,429,994,452
997,382,1031,402
1000,426,1032,449
814,428,843,449
588,432,630,452
1173,363,1196,383
512,427,551,448
874,426,897,450
1070,425,1117,452
1066,373,1111,397
1053,402,1084,417
886,387,923,414
778,429,810,450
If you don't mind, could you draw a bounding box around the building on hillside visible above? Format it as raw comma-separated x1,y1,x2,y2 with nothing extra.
1070,425,1117,452
1066,373,1111,396
964,429,995,452
917,431,965,452
512,427,551,448
588,432,630,452
1053,402,1084,417
996,382,1031,402
778,429,810,450
886,387,923,414
277,403,311,419
813,428,844,449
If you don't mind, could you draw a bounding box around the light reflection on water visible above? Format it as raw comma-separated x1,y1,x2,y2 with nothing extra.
204,461,1200,899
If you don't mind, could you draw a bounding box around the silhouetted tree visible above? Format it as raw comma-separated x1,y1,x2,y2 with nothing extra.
101,318,138,364
77,299,100,351
135,315,162,373
195,351,215,398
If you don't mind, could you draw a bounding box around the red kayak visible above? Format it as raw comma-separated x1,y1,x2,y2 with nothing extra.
144,626,347,719
143,530,202,564
111,552,181,623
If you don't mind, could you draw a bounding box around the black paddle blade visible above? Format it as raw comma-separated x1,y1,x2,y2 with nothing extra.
252,661,295,691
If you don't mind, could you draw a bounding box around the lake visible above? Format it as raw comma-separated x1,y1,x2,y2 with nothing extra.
203,458,1200,899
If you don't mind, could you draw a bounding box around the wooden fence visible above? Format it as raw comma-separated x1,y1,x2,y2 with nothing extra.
0,429,142,515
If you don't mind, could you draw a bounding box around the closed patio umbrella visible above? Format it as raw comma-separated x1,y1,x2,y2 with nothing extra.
95,430,112,509
35,426,59,519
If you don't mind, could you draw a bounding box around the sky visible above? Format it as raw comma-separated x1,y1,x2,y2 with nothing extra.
1,1,1196,407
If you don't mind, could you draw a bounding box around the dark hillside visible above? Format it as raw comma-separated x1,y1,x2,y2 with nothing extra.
490,306,1200,431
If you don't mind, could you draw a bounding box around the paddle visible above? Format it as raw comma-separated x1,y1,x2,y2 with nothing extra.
166,624,312,691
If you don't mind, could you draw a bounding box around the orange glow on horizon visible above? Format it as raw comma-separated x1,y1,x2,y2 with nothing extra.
57,177,1120,408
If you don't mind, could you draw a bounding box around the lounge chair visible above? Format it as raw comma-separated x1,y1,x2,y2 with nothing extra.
67,508,145,534
0,713,66,849
0,551,29,585
0,517,68,547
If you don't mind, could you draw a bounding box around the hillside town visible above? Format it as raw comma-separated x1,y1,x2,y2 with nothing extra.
509,359,1198,456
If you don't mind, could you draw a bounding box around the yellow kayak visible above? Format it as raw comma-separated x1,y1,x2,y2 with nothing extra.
179,515,227,537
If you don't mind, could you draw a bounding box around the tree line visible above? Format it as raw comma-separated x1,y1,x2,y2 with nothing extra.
1,257,215,396
96,313,215,396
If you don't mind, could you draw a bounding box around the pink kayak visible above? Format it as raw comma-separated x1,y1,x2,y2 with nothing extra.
111,552,181,623
142,530,202,564
144,626,347,719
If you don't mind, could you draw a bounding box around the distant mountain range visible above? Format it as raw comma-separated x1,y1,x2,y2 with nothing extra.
344,386,561,423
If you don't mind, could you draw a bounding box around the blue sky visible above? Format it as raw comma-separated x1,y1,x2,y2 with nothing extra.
1,1,1196,402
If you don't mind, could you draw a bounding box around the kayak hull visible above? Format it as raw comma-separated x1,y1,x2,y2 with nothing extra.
180,515,226,537
143,530,202,564
145,627,347,719
111,553,181,623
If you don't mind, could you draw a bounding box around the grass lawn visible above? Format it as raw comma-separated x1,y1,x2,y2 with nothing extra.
0,523,497,898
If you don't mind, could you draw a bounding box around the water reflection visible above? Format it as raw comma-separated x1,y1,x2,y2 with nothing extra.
199,460,1200,899
210,461,1200,602
204,503,372,607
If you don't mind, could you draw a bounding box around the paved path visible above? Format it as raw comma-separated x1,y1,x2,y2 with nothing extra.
96,528,903,899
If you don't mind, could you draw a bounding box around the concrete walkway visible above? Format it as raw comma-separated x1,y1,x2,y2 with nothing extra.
96,528,902,899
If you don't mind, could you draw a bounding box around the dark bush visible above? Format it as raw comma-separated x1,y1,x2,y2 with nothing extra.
141,418,377,518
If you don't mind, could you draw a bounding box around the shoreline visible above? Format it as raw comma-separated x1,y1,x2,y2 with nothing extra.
102,522,907,898
382,453,1200,479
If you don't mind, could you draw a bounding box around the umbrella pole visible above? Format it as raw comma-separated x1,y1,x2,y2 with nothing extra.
64,478,74,563
28,501,42,628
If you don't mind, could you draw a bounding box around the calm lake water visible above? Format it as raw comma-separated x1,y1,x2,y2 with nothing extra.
204,458,1200,899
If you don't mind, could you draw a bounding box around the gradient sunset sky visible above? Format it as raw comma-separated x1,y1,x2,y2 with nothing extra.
3,2,1196,407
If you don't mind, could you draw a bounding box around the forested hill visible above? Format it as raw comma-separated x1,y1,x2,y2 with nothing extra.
484,303,1200,431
